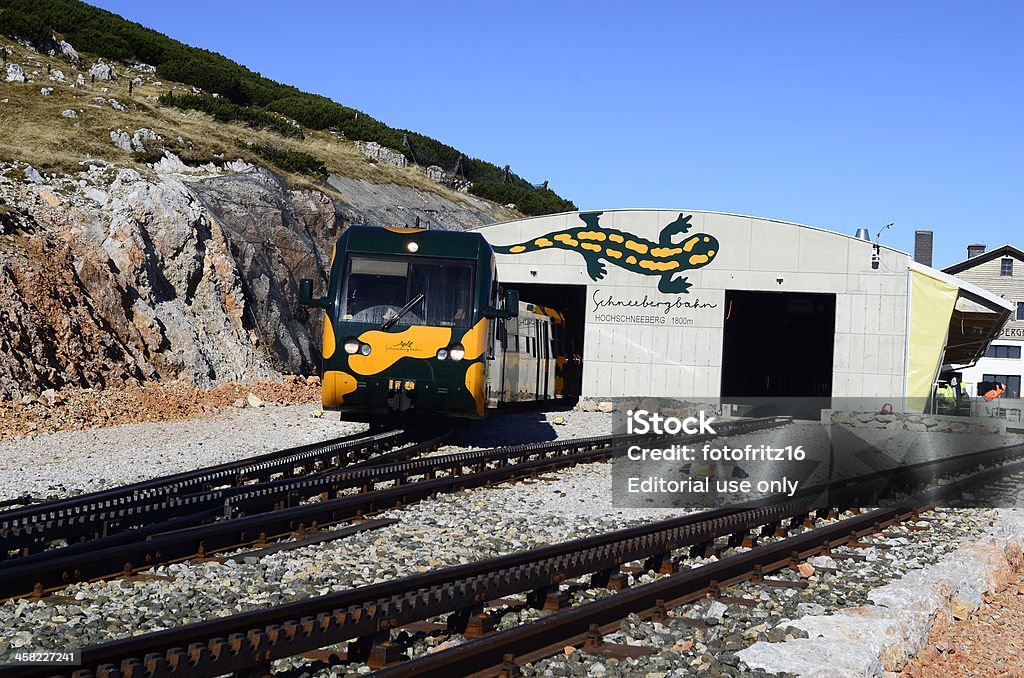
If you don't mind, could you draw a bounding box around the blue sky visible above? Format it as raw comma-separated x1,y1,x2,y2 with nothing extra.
88,1,1021,267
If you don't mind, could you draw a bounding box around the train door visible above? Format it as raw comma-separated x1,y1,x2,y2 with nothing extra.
536,319,544,399
485,317,504,408
537,320,547,399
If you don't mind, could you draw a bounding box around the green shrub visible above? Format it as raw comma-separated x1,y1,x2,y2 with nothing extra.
470,182,576,216
0,7,49,45
235,139,327,178
160,93,302,139
130,148,164,164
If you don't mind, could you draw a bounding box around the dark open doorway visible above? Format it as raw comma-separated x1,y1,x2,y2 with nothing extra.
721,290,836,418
503,282,586,397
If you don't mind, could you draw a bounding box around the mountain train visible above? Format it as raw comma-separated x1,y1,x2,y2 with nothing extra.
300,225,569,421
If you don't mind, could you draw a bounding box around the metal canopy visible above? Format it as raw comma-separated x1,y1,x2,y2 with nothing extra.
908,262,1014,369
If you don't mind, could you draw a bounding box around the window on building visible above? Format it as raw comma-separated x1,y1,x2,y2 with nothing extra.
1001,258,1014,276
983,374,1021,399
985,345,1022,359
1018,301,1024,321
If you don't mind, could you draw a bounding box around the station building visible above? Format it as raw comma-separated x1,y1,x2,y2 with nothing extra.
472,209,1013,413
944,244,1024,410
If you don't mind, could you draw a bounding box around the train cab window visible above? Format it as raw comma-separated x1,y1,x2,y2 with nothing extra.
344,256,473,326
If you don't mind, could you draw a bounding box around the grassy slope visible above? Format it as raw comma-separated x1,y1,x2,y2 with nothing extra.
0,37,519,216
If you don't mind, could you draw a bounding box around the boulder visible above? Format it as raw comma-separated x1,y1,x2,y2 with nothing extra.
89,60,113,81
40,87,54,96
59,40,80,63
131,128,160,152
110,130,132,152
246,392,264,408
5,63,26,83
23,166,44,184
738,638,884,677
61,109,78,119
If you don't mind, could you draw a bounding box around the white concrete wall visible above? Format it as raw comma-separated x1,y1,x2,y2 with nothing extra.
475,209,911,400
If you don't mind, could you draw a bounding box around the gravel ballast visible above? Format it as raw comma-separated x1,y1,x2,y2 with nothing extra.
0,403,364,501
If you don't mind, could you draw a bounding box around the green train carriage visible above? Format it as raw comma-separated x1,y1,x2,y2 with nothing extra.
300,225,531,420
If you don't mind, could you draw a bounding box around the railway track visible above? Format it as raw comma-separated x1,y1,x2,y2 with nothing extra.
0,417,789,600
12,437,1021,678
382,458,1024,678
0,427,414,559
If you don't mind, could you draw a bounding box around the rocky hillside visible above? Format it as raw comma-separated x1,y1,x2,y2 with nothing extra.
0,37,518,399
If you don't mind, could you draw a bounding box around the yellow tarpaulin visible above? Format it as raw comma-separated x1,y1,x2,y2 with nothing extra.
906,269,958,407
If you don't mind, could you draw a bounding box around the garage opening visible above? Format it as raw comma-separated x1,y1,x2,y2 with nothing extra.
503,282,586,397
721,290,836,418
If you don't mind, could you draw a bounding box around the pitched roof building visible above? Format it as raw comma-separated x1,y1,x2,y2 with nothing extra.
944,244,1024,400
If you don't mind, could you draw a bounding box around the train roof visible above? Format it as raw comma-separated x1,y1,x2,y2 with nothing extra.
339,225,492,260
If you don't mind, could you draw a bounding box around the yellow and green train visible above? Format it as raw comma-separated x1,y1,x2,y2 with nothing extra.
300,225,568,421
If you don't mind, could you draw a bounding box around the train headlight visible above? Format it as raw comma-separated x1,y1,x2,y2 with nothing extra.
343,338,360,354
436,348,449,361
449,343,465,361
359,343,372,356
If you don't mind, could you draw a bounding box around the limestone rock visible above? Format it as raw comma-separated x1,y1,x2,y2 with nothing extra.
0,151,508,397
5,63,26,83
110,130,132,152
787,606,930,671
739,638,884,677
59,40,80,63
246,393,264,408
61,109,78,119
23,166,43,184
40,87,54,96
49,69,65,83
89,60,114,81
354,141,407,168
131,128,160,152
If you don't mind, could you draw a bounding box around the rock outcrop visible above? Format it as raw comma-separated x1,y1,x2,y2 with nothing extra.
0,159,508,399
5,63,25,83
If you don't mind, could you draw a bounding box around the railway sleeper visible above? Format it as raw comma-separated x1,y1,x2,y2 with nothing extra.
642,552,675,575
464,609,500,638
346,630,394,666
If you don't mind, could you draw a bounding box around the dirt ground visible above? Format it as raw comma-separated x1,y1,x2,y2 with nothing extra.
0,376,320,442
902,571,1024,677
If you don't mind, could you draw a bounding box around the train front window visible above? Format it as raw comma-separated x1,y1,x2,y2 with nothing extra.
344,256,474,326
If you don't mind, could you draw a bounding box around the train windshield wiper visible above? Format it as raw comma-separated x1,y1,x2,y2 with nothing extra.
380,293,425,330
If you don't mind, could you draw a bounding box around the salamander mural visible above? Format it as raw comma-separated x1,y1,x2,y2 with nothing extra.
492,212,719,294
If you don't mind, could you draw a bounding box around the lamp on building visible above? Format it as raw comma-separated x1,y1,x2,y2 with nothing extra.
872,223,893,270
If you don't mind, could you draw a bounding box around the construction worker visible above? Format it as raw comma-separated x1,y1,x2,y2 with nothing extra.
983,383,1006,402
936,381,956,414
